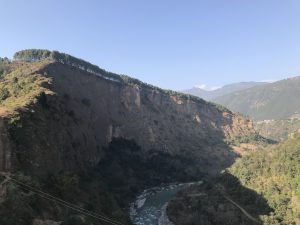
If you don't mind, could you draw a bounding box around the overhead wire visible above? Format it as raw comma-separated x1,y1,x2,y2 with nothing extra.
8,177,126,225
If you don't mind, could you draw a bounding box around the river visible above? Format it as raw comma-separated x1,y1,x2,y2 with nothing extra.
130,181,202,225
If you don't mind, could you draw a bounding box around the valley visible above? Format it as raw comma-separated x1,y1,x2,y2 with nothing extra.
0,49,299,225
167,73,300,224
2,2,300,225
167,132,300,224
0,50,260,225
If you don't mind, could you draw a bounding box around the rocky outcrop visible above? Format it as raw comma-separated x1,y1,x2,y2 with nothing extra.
0,60,256,175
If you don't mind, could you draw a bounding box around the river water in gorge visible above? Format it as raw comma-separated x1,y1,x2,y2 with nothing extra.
130,181,202,225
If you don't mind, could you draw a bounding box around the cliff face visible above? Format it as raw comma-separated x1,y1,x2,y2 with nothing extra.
0,60,256,175
0,52,260,224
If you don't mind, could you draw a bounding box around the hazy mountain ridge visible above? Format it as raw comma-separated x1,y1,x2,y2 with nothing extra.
212,77,300,121
182,81,267,100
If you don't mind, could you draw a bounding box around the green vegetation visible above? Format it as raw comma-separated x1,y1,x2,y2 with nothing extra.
255,119,300,142
229,133,300,224
14,49,51,62
0,61,50,110
209,101,229,112
168,133,300,225
14,49,122,81
227,133,272,146
0,58,11,77
168,173,272,225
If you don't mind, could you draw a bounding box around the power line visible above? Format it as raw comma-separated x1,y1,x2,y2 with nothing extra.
9,177,125,225
8,177,126,225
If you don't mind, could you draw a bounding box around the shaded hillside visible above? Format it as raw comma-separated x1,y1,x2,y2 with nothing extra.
0,50,258,224
182,82,266,100
168,133,300,225
213,77,300,121
168,173,271,225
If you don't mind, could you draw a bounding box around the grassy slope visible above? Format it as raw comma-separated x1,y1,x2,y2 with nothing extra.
0,60,52,116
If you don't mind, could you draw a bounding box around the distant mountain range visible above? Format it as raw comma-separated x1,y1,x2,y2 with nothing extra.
182,82,267,100
183,77,300,121
212,77,300,121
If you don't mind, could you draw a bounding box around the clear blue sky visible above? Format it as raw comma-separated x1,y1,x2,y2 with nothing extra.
1,0,300,90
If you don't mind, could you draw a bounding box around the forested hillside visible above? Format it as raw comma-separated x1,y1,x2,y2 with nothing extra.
168,133,300,225
229,133,300,224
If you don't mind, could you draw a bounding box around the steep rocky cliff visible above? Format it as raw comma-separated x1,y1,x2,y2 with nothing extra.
0,50,258,224
0,56,256,175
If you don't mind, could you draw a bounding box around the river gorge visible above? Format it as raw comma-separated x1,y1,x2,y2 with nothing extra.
130,181,202,225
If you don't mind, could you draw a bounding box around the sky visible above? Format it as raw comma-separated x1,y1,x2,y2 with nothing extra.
1,0,300,90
